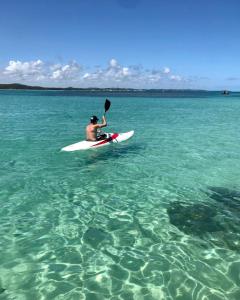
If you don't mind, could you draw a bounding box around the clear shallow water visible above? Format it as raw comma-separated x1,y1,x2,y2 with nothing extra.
0,91,240,300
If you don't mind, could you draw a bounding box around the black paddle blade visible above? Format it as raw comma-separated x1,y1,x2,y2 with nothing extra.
105,99,111,113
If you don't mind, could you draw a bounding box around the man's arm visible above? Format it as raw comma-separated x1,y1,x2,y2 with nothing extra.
95,115,107,128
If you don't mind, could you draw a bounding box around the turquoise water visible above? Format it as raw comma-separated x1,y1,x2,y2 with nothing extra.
0,90,240,300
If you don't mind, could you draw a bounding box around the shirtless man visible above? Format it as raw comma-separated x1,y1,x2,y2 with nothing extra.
86,115,107,141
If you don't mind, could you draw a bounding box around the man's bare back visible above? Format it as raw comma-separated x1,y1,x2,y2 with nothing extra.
86,115,107,141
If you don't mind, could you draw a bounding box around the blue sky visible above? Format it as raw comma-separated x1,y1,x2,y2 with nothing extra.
0,0,239,90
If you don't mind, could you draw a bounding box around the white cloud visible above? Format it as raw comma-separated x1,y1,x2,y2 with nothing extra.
170,75,182,81
163,67,170,74
2,59,82,83
122,67,129,76
50,63,62,71
1,58,186,88
109,58,118,68
51,61,81,80
4,60,44,80
82,58,133,85
83,73,90,79
146,70,162,82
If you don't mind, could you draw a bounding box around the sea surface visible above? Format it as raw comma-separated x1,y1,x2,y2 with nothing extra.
0,90,240,300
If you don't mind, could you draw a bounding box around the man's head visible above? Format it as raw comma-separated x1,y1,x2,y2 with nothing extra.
90,115,99,124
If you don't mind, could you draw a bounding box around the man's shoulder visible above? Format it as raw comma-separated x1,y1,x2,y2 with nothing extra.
87,124,98,129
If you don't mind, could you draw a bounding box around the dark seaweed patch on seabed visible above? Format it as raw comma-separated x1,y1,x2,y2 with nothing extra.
167,202,223,236
207,186,240,212
167,186,240,251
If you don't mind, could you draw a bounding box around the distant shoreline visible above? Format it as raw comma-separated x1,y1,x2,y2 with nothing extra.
0,83,235,95
0,83,208,92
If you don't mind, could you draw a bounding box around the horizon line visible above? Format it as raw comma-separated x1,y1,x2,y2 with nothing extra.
0,83,234,93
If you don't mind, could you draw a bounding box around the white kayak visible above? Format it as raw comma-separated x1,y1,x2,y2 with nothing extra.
61,130,134,152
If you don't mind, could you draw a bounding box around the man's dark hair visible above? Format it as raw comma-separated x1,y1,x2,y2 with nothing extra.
90,115,99,123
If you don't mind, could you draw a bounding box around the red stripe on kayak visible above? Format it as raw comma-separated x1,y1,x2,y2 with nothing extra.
91,133,119,147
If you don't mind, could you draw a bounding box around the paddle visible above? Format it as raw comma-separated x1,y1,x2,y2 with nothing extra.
104,99,111,115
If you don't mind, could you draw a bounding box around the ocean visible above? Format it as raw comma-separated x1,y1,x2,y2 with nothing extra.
0,90,240,299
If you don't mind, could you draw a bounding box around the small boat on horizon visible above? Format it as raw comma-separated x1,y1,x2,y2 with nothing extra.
222,90,230,95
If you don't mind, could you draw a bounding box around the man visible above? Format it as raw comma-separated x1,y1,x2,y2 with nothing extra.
86,115,107,141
